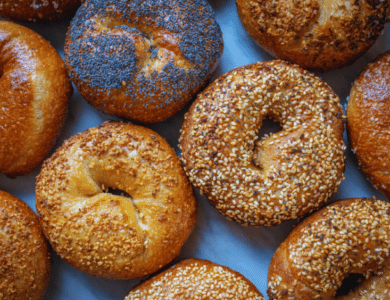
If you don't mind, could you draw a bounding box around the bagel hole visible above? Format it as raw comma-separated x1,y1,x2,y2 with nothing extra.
335,273,365,296
257,117,283,141
105,187,132,199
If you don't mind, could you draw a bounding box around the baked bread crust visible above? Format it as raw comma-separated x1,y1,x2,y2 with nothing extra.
36,122,197,279
64,0,223,123
236,0,390,71
180,60,345,226
347,51,390,199
0,21,72,177
125,258,265,300
268,198,390,299
0,190,51,300
0,0,82,22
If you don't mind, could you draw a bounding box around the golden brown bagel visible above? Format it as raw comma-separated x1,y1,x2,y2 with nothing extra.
0,21,72,178
64,0,223,123
125,258,265,300
0,190,51,300
36,122,197,279
236,0,390,71
180,60,345,226
0,0,82,22
347,51,390,199
268,198,390,300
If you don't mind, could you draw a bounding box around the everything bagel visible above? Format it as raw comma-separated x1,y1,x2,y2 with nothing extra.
180,60,345,226
64,0,223,123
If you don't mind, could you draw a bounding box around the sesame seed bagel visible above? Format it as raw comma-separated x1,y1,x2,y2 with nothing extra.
0,0,82,22
0,190,51,300
236,0,390,72
179,60,345,226
35,122,197,279
0,21,72,178
64,0,223,123
347,51,390,200
125,258,265,300
268,198,390,300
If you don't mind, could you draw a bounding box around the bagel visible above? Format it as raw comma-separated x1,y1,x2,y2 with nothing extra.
0,190,51,300
35,121,197,279
0,21,72,178
125,258,265,300
179,60,345,226
268,198,390,300
64,0,223,123
236,0,390,71
347,51,390,199
0,0,82,22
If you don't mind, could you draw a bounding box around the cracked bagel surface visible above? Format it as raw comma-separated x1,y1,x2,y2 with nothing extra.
35,121,197,279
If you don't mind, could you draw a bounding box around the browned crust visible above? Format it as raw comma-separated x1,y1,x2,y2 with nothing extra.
0,21,72,178
125,258,265,299
179,60,345,226
347,50,390,200
236,0,390,71
0,190,51,300
36,121,197,279
268,198,390,300
0,0,82,22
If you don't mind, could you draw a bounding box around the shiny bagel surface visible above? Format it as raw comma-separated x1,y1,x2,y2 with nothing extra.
347,51,390,199
180,60,345,226
0,21,72,177
0,0,82,22
236,0,390,71
125,258,265,300
36,122,197,279
64,0,223,123
268,198,390,300
0,190,51,300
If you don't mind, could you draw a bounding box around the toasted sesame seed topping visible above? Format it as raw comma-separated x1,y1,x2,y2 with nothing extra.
180,60,345,226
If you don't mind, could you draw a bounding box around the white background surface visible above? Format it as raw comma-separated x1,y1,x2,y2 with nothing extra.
1,0,390,299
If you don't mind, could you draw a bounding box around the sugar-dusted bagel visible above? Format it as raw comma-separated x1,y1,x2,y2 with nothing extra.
36,122,197,279
180,60,345,226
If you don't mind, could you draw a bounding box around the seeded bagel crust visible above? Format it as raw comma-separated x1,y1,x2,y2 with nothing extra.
347,51,390,200
0,0,82,22
0,190,51,300
64,0,223,123
180,60,345,226
36,122,197,279
125,258,265,300
0,21,72,178
236,0,390,71
268,198,390,300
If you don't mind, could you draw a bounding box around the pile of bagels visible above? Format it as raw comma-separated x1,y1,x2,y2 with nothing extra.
0,0,389,299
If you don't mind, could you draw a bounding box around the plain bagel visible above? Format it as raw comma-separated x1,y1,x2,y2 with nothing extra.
347,51,390,200
268,198,390,300
64,0,223,123
236,0,390,71
0,21,72,177
35,122,197,279
180,60,345,226
125,258,265,300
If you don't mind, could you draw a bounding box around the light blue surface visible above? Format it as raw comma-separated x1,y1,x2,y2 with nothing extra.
0,1,389,299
